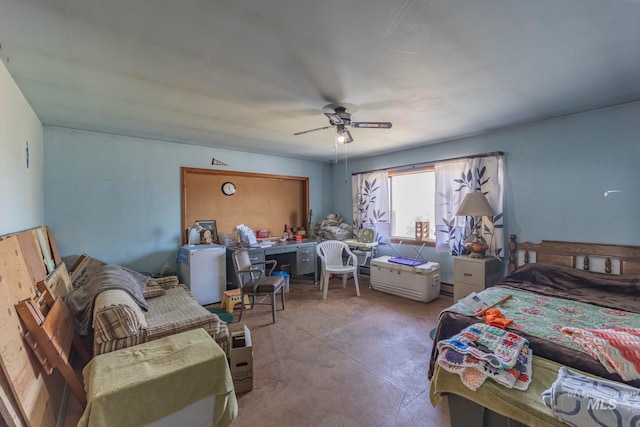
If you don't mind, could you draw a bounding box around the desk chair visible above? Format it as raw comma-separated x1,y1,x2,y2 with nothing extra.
316,240,360,299
232,249,286,323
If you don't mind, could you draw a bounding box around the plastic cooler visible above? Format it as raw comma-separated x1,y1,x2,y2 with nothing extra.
370,256,441,302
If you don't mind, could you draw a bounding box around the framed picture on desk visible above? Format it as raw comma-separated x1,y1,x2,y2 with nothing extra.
197,220,218,244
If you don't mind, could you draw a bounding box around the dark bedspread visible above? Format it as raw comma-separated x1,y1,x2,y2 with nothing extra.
501,262,640,313
429,262,640,388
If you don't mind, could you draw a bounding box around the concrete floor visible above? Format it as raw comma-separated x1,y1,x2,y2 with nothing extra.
64,275,453,426
226,275,453,426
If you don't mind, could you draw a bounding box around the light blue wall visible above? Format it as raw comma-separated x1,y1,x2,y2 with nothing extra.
6,51,639,285
43,127,333,274
0,62,43,235
333,102,640,284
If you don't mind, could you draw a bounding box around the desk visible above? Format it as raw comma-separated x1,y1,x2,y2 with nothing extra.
226,240,317,288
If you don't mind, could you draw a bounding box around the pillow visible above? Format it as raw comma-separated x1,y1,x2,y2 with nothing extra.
143,282,166,299
152,275,180,289
93,290,147,344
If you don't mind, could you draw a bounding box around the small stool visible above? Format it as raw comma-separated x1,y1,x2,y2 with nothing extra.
221,289,251,313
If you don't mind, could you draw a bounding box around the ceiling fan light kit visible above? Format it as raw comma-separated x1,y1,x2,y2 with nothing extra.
294,105,392,144
336,124,353,144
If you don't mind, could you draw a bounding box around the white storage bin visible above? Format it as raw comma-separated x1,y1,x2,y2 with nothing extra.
370,256,441,302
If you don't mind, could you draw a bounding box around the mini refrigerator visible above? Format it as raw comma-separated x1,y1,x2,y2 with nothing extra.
178,245,226,305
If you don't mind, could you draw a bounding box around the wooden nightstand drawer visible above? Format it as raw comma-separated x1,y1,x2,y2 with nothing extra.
454,260,485,286
453,256,502,301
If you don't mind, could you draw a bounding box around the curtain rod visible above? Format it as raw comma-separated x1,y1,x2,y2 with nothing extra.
351,150,504,176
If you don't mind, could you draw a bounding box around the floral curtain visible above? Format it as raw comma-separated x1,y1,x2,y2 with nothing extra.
352,170,390,242
434,155,504,259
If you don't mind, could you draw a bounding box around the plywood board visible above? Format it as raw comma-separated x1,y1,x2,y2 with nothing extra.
0,236,38,302
15,232,46,290
0,236,57,427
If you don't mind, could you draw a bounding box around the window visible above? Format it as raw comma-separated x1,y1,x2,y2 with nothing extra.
388,166,435,243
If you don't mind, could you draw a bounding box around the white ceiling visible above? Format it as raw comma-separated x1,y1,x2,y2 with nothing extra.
2,0,640,162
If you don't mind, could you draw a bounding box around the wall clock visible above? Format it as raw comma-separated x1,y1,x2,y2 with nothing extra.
221,181,237,196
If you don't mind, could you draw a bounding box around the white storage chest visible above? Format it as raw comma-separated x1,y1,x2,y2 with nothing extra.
370,256,441,302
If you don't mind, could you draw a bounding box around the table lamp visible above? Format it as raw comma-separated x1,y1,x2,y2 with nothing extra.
456,192,494,257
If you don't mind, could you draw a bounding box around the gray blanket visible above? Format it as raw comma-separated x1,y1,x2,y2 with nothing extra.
64,264,150,336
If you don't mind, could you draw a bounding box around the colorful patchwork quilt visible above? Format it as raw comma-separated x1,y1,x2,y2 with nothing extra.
445,286,640,354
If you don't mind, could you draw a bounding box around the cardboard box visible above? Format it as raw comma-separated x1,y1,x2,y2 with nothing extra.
229,325,253,393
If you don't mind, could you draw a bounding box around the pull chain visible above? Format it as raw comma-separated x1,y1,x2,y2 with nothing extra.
344,142,348,183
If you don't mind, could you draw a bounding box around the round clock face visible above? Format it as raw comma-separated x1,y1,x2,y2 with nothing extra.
222,181,236,196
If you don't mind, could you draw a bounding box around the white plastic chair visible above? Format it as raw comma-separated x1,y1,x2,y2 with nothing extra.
316,240,360,299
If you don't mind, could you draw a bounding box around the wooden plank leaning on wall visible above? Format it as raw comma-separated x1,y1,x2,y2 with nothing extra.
0,227,65,427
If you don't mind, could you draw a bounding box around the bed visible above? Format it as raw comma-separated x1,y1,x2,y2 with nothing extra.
428,235,640,426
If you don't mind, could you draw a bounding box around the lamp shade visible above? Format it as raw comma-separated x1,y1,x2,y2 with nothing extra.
456,192,494,217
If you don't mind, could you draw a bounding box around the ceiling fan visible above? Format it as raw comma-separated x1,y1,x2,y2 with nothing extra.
294,105,392,144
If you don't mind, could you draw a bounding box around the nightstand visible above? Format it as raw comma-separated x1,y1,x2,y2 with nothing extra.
453,256,502,302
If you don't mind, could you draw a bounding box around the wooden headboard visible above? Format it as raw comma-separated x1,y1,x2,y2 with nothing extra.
507,234,640,276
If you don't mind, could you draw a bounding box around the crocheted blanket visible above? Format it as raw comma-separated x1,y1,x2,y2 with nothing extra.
436,323,533,391
561,327,640,381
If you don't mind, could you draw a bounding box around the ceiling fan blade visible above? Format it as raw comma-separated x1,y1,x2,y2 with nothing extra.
324,112,344,125
293,125,335,136
351,122,393,129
